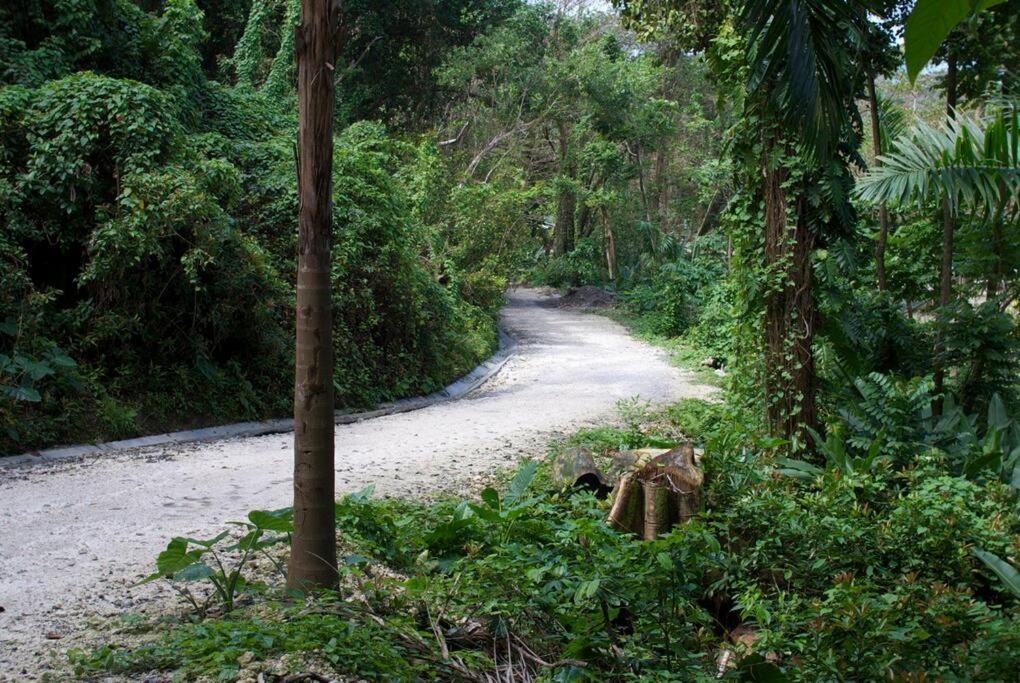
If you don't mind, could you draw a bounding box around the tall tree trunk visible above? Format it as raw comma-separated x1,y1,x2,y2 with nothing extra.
635,142,651,223
553,120,575,257
763,149,818,446
866,71,891,292
577,170,597,239
288,0,338,591
651,142,669,234
933,55,957,413
602,207,616,280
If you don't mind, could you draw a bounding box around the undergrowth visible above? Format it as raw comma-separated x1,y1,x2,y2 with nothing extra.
73,400,1020,682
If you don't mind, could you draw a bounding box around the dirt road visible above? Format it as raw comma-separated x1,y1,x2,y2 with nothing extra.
0,288,714,677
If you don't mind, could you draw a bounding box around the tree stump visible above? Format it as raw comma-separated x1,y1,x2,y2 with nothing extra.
551,447,612,497
607,443,702,540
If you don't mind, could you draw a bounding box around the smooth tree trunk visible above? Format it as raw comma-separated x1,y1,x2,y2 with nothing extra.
933,55,958,413
763,147,818,446
866,71,891,292
288,0,339,590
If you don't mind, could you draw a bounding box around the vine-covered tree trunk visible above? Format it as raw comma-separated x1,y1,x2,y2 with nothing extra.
553,120,575,257
289,0,338,590
866,71,891,292
763,151,818,445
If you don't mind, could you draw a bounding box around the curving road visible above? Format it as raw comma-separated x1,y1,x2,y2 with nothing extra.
0,288,715,678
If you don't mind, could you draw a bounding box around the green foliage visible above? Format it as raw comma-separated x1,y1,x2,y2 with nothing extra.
528,238,605,288
84,401,1020,681
141,508,292,614
0,10,501,453
904,0,1010,83
936,300,1020,410
622,243,726,337
857,108,1020,218
328,123,499,406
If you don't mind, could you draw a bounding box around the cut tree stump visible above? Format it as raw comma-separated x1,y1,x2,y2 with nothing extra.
607,443,702,540
551,447,612,497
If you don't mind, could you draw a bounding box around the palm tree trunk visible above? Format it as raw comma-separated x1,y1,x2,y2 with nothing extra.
866,71,890,292
289,0,338,590
933,55,958,413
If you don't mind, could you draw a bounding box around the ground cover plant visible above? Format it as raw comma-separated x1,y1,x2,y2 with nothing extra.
73,397,1019,680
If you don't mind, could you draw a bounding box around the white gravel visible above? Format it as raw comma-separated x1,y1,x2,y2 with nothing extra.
0,287,715,679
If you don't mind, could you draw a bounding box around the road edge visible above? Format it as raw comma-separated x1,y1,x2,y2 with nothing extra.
2,326,517,469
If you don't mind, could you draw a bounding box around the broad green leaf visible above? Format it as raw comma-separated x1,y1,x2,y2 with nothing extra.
775,457,824,480
137,537,207,583
179,531,229,549
2,385,41,402
988,393,1009,430
467,503,502,523
47,350,76,369
15,357,54,381
174,562,215,582
248,508,293,532
504,460,538,506
972,548,1020,598
905,0,1007,83
963,449,1001,479
480,487,500,510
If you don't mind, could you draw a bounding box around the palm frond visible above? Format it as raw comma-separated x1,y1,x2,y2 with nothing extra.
856,108,1020,218
741,0,868,157
875,91,906,155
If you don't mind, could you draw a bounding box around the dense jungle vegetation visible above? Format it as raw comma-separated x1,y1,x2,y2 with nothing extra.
2,0,1019,680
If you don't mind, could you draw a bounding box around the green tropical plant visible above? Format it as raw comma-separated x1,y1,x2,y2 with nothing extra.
903,0,1010,83
740,0,869,156
972,548,1020,599
141,509,293,614
856,107,1020,218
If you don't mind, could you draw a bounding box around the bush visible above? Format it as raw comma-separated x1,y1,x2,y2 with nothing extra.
528,237,604,288
0,81,498,451
458,262,509,315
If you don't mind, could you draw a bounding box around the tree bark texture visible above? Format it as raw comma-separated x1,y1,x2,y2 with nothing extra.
763,151,818,445
289,0,339,590
606,444,703,540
